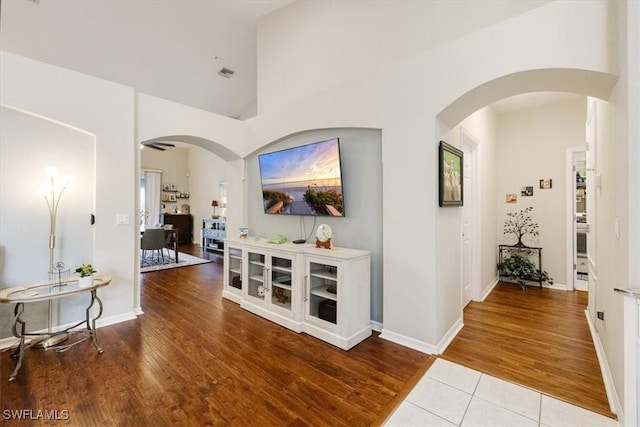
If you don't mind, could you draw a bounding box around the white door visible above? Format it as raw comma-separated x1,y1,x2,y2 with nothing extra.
585,100,598,324
461,134,476,307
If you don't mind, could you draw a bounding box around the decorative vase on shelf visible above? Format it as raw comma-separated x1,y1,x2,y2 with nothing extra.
78,275,93,288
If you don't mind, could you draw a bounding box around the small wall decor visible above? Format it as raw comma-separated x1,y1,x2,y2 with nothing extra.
521,186,534,197
506,193,518,203
539,179,552,189
438,140,463,207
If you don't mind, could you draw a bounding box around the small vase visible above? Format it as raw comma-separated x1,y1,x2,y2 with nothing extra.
78,275,93,288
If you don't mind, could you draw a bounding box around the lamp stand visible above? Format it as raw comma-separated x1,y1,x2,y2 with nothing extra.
32,171,70,348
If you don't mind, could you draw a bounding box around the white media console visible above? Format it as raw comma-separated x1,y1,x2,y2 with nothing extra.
223,236,371,350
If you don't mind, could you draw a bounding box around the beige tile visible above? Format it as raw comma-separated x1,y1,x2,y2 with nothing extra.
475,374,540,421
407,376,472,425
385,401,457,427
540,395,617,427
427,358,482,394
462,396,538,427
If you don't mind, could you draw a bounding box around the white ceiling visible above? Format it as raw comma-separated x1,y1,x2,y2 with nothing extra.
0,0,294,120
1,1,581,121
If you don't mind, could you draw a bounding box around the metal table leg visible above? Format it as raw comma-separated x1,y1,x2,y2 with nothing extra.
9,303,26,381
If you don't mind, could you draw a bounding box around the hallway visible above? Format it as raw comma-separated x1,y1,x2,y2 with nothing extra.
441,282,613,418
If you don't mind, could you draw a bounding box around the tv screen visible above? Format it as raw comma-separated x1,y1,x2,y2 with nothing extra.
258,138,345,216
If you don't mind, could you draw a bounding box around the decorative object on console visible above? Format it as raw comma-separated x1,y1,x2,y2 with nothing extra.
37,166,75,347
239,227,249,239
75,263,97,288
497,206,553,289
211,200,219,218
315,224,332,249
438,140,463,207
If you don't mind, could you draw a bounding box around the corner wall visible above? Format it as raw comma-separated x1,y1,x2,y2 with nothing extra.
0,51,137,325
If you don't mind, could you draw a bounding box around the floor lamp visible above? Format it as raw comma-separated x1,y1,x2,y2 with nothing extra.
33,166,74,348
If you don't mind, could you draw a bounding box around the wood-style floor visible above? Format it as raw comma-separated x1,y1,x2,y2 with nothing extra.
443,282,615,419
0,246,613,424
0,245,432,426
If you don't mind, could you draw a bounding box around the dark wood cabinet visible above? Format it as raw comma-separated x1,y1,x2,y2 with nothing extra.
162,214,193,244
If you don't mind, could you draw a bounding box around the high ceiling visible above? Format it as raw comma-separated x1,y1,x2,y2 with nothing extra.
0,0,295,120
1,1,580,121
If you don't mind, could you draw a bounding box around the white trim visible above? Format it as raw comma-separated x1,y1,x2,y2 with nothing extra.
460,128,482,303
134,306,144,316
585,309,621,417
566,147,585,291
479,276,499,301
437,317,464,354
370,320,383,332
379,329,437,355
0,311,139,350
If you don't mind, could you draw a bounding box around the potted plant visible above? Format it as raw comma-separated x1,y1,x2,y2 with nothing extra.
75,263,97,288
497,252,553,288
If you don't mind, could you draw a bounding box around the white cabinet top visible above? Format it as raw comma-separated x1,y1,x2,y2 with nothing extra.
225,236,370,260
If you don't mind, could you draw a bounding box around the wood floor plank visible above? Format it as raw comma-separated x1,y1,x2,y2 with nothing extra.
442,282,615,419
1,245,429,426
1,250,614,424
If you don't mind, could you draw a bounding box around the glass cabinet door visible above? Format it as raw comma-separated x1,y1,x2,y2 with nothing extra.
226,246,243,292
246,250,267,302
306,260,338,326
269,254,293,313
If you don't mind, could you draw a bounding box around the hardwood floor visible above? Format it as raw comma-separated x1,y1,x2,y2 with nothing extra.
0,248,614,424
442,282,615,419
1,245,432,426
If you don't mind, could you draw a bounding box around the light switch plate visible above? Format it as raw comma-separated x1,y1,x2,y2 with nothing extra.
116,214,130,225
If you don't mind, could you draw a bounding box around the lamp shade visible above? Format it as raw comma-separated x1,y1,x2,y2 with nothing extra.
211,200,218,207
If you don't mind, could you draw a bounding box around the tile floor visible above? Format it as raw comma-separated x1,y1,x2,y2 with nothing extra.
385,358,618,427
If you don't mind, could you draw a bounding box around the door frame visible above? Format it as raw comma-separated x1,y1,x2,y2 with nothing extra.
565,147,586,291
460,127,481,304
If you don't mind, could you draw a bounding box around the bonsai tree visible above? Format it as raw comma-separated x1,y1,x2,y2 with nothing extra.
503,206,539,247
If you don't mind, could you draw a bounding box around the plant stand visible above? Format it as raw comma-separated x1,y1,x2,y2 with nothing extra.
498,244,543,289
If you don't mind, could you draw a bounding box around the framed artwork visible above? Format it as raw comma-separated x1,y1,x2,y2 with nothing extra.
439,140,463,207
521,186,534,197
168,194,177,202
539,179,552,189
506,193,518,203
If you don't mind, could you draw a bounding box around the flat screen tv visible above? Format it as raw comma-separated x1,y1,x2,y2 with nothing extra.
258,138,345,216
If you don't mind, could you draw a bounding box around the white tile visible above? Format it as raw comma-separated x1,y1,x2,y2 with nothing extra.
385,401,457,427
540,395,617,427
407,376,472,425
462,396,538,427
426,358,482,394
474,374,541,421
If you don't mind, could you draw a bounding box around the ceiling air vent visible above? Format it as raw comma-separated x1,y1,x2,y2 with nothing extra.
218,67,235,78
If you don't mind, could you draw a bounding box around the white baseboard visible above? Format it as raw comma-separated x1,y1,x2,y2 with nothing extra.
544,282,568,291
585,309,622,417
134,306,144,316
370,320,383,332
437,317,463,354
379,329,437,355
0,310,139,350
479,276,499,301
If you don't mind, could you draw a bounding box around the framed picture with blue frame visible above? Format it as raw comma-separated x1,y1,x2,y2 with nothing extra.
439,140,463,207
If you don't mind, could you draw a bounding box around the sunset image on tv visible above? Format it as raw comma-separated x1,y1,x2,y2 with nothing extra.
258,138,344,216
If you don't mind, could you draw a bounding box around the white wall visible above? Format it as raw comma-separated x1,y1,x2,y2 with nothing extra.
495,97,587,288
250,0,616,353
441,106,499,304
0,51,138,329
257,0,549,113
0,107,95,337
187,145,228,242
